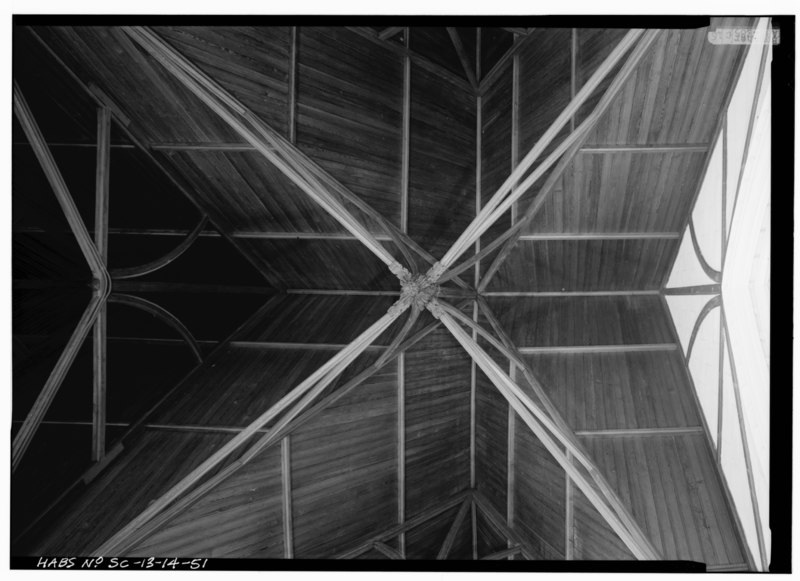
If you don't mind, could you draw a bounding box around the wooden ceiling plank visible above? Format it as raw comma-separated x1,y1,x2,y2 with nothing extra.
475,30,662,292
446,28,478,90
281,436,294,558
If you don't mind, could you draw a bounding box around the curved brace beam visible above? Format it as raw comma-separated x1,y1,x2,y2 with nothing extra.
686,294,722,361
108,293,203,363
688,218,722,283
110,215,209,280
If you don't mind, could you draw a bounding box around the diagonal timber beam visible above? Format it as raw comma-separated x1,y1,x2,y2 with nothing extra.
428,299,661,560
446,28,478,89
122,26,477,290
91,293,418,556
436,498,471,559
457,30,661,291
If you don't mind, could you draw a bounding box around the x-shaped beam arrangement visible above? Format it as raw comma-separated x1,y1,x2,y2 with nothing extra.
78,26,665,559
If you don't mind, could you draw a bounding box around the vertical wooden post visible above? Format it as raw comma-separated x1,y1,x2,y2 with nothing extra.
506,364,517,558
570,28,578,132
92,107,111,462
288,26,298,144
397,353,406,557
400,28,411,234
281,436,294,559
471,498,478,559
565,451,575,559
510,37,520,224
716,119,728,461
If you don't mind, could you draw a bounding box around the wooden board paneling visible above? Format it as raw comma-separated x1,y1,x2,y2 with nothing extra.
475,371,508,517
404,328,471,516
236,238,399,291
572,484,634,560
405,504,460,560
154,27,292,137
525,350,700,431
408,65,476,258
480,67,513,274
153,347,336,427
486,238,679,291
446,509,474,559
291,366,398,558
163,150,344,234
31,431,232,555
475,506,508,558
525,151,707,235
581,23,749,146
128,445,284,558
575,434,747,565
486,295,674,347
297,27,404,227
240,294,397,344
38,27,245,144
513,418,566,559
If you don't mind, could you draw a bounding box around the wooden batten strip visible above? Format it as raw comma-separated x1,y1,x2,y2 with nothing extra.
575,426,705,438
281,436,294,559
510,40,520,224
580,143,710,153
288,26,298,144
565,451,574,560
397,352,406,557
506,365,516,553
92,106,111,463
518,343,677,355
663,283,722,295
519,232,680,241
400,29,410,234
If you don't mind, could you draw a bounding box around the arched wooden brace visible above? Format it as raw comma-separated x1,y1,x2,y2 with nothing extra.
686,294,722,361
110,215,209,280
107,293,203,363
688,218,723,283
